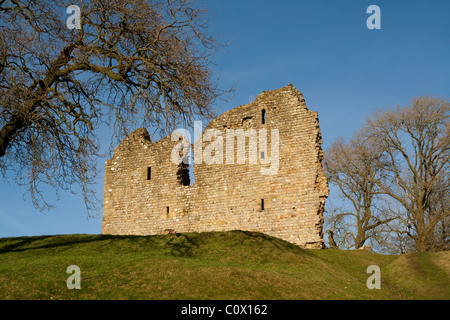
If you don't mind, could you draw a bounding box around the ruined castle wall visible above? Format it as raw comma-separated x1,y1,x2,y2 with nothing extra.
102,85,328,248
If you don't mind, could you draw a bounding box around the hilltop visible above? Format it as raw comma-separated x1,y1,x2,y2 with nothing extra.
0,231,448,299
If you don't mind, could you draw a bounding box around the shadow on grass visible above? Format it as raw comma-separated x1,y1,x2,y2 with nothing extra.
0,234,121,254
0,230,311,258
0,233,203,257
160,230,311,258
164,233,200,257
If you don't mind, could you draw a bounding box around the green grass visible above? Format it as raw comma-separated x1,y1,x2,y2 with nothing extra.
0,230,448,299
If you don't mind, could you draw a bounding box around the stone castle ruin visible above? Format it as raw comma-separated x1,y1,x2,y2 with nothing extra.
102,84,329,248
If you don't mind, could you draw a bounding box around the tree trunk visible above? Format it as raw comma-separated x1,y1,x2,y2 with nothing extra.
0,115,26,157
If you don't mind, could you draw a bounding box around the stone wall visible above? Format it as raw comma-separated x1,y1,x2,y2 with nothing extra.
102,84,329,248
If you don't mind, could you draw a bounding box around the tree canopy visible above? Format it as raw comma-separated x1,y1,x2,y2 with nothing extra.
0,0,232,213
325,96,449,252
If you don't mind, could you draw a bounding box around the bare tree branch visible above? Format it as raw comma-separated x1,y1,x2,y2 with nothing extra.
0,0,234,214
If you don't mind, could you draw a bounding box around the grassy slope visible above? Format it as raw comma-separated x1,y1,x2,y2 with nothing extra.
0,231,448,300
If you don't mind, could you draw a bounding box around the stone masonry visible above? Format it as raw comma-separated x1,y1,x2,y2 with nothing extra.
102,84,329,248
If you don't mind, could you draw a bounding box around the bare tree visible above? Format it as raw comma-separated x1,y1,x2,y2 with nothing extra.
0,0,232,213
365,96,449,252
324,132,394,250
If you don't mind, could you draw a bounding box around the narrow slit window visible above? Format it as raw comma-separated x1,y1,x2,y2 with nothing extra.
261,199,265,211
166,206,170,217
262,109,266,124
260,151,265,159
147,167,152,180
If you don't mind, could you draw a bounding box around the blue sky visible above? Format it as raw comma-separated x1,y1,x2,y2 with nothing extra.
0,0,449,237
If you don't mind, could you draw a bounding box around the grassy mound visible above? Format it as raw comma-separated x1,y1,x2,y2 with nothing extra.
0,231,448,299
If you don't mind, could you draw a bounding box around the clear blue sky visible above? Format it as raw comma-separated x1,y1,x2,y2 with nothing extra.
0,0,449,237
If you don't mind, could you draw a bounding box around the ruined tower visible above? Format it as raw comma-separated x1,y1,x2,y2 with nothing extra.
102,84,328,248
